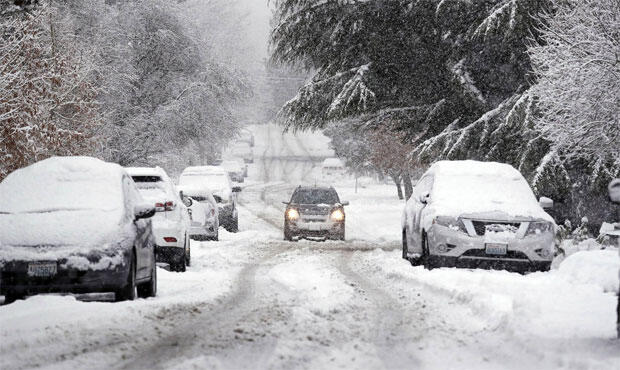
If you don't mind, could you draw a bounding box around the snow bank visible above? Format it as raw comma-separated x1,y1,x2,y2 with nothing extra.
557,250,619,293
429,160,553,221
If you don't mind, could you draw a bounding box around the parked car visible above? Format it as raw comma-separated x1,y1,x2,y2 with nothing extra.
179,166,242,232
238,129,255,147
231,142,254,164
178,186,220,241
126,167,191,272
608,178,620,338
220,160,247,183
0,157,157,303
283,186,349,241
402,160,556,273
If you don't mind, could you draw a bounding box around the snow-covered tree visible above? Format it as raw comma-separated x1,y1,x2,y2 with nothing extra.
0,3,100,181
529,0,620,160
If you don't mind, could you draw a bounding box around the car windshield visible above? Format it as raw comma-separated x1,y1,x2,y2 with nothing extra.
180,173,228,190
131,176,165,191
291,189,339,204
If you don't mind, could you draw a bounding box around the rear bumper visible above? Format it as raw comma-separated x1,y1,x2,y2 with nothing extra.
188,222,218,238
0,260,129,297
156,246,185,265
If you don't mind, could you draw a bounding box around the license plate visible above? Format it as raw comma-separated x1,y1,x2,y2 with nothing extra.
485,243,507,255
307,223,323,231
27,262,57,277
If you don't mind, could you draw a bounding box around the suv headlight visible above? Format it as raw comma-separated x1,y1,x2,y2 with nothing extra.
286,208,300,221
433,216,467,233
526,221,554,236
330,209,345,221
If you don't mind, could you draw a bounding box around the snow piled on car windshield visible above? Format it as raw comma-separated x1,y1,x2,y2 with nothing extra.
430,160,552,220
0,157,129,249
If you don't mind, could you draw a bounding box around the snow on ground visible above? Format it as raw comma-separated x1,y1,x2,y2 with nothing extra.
1,123,619,370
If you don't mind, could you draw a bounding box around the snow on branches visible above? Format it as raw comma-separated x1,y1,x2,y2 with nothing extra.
0,5,100,181
529,0,620,160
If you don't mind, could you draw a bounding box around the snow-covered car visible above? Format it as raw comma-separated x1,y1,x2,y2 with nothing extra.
608,178,620,338
283,186,349,241
179,166,242,232
231,142,254,164
220,160,247,182
238,129,254,147
0,157,157,303
321,157,345,178
126,167,191,272
402,160,556,273
178,186,220,241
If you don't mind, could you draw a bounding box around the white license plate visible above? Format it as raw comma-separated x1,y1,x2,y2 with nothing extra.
27,262,57,277
307,223,324,231
485,243,507,255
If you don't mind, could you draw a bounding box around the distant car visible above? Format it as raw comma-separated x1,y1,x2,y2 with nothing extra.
0,157,157,303
402,160,556,273
321,157,345,178
126,167,191,272
220,160,247,183
231,142,253,164
283,186,349,241
179,166,242,232
238,129,254,147
178,186,220,241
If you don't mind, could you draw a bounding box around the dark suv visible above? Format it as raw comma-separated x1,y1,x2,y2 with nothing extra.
283,186,349,241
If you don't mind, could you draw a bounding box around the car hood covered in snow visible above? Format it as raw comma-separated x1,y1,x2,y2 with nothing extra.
428,160,554,222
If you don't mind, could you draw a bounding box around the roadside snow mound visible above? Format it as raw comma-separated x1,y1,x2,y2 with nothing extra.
429,160,552,221
557,250,619,293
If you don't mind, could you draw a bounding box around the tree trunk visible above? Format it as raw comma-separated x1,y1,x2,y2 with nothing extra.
390,172,403,200
402,172,414,200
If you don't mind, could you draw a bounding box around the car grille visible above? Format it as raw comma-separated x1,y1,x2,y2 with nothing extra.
471,221,520,236
461,249,529,260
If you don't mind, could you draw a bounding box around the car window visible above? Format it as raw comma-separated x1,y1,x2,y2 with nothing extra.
291,189,340,204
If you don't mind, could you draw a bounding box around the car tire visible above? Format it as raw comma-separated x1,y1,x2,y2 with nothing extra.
402,229,408,260
3,292,22,305
185,236,191,267
116,253,136,301
422,232,436,270
230,216,239,233
137,255,157,298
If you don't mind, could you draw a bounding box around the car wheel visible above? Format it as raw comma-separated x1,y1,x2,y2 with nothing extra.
230,216,239,233
116,253,136,301
422,232,436,270
3,292,22,305
137,255,157,298
185,237,191,267
402,229,408,260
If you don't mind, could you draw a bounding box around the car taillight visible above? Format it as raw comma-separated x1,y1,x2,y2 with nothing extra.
163,237,177,243
210,209,215,217
155,202,165,212
165,201,175,211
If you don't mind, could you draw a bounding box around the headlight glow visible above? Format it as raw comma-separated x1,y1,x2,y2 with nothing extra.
331,209,345,221
286,208,300,220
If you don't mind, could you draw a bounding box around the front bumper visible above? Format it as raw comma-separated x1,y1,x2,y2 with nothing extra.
287,220,344,239
0,258,130,297
426,224,554,271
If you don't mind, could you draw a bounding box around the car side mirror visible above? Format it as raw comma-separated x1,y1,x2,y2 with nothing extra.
419,192,430,204
183,196,193,207
232,186,242,193
539,196,554,209
340,201,350,206
282,201,290,205
609,179,620,204
134,203,156,220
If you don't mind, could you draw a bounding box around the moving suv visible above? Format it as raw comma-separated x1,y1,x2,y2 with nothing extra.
283,186,349,241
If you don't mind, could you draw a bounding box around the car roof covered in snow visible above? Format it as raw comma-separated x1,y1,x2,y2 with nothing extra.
322,157,344,167
424,160,553,221
125,166,168,179
0,156,131,247
181,166,227,175
177,185,214,198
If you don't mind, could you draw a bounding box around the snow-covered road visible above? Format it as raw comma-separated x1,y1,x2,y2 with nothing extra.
1,124,619,370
